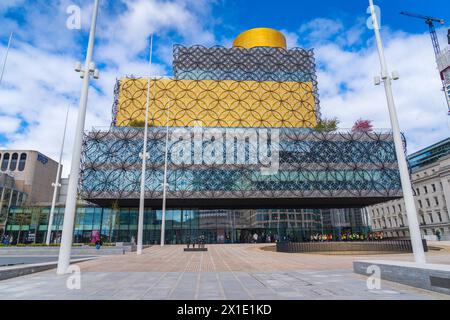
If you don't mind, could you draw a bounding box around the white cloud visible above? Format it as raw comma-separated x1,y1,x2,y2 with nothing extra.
293,19,450,153
0,115,21,134
299,18,344,44
0,0,25,13
0,0,217,177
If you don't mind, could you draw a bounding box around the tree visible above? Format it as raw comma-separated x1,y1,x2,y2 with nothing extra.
129,120,147,127
315,117,339,132
352,119,373,133
109,200,121,243
15,211,31,245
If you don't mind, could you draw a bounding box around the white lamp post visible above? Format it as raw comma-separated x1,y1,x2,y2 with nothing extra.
369,0,426,264
46,105,70,245
160,106,170,246
137,34,154,255
57,0,101,275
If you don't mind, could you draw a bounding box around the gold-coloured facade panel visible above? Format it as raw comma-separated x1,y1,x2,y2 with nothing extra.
233,28,287,49
115,78,317,128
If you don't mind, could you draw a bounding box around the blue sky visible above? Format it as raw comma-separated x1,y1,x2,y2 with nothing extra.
0,0,449,176
214,0,449,41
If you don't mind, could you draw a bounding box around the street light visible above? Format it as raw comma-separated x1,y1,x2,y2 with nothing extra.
137,34,154,255
46,105,70,245
57,0,101,275
369,0,426,264
160,103,171,246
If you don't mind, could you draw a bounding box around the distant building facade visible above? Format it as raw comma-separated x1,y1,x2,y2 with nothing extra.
0,172,27,232
0,150,59,204
0,150,59,234
367,138,450,240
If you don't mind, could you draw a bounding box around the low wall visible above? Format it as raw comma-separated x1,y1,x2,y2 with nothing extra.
0,246,126,256
354,260,450,295
276,240,428,253
0,257,96,282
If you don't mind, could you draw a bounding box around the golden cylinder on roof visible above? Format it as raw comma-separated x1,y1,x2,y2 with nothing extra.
233,28,287,49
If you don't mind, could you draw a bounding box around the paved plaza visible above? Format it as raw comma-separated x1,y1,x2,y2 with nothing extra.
1,244,450,300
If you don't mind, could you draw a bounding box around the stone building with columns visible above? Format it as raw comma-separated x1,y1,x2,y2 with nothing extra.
367,138,450,240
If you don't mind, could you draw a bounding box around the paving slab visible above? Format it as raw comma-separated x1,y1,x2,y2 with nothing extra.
0,245,449,300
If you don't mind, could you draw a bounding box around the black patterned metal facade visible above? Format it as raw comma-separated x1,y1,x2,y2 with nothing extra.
112,45,320,127
80,127,402,208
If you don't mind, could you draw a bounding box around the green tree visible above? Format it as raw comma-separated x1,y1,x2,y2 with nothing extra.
15,211,31,245
110,200,121,243
315,117,339,132
128,120,150,128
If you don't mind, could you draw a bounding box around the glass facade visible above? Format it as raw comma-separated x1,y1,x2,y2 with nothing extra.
0,172,27,232
5,207,370,245
408,137,450,171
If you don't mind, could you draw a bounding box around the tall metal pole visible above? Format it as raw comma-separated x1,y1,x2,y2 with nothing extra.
369,0,426,264
160,103,171,246
0,32,13,87
46,106,70,245
57,0,100,275
137,34,154,255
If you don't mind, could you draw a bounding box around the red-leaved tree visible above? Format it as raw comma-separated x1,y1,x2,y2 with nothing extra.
352,119,373,132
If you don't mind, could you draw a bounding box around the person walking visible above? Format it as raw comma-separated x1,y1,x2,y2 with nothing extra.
95,239,103,250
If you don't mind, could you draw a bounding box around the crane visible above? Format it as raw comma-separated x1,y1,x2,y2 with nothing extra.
400,11,445,56
400,11,450,115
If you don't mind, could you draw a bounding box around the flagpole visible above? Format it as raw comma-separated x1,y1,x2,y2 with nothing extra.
160,100,170,247
0,32,13,87
369,0,426,264
46,106,70,245
137,34,154,255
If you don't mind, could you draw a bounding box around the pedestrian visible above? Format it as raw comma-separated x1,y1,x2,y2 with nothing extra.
95,239,102,250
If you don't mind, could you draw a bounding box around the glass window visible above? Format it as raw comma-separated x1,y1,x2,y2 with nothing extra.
18,153,27,171
83,208,95,228
120,209,130,226
1,153,10,171
93,208,102,230
9,153,18,171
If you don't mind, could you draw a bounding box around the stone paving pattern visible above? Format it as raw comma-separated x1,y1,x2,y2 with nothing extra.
0,244,450,300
